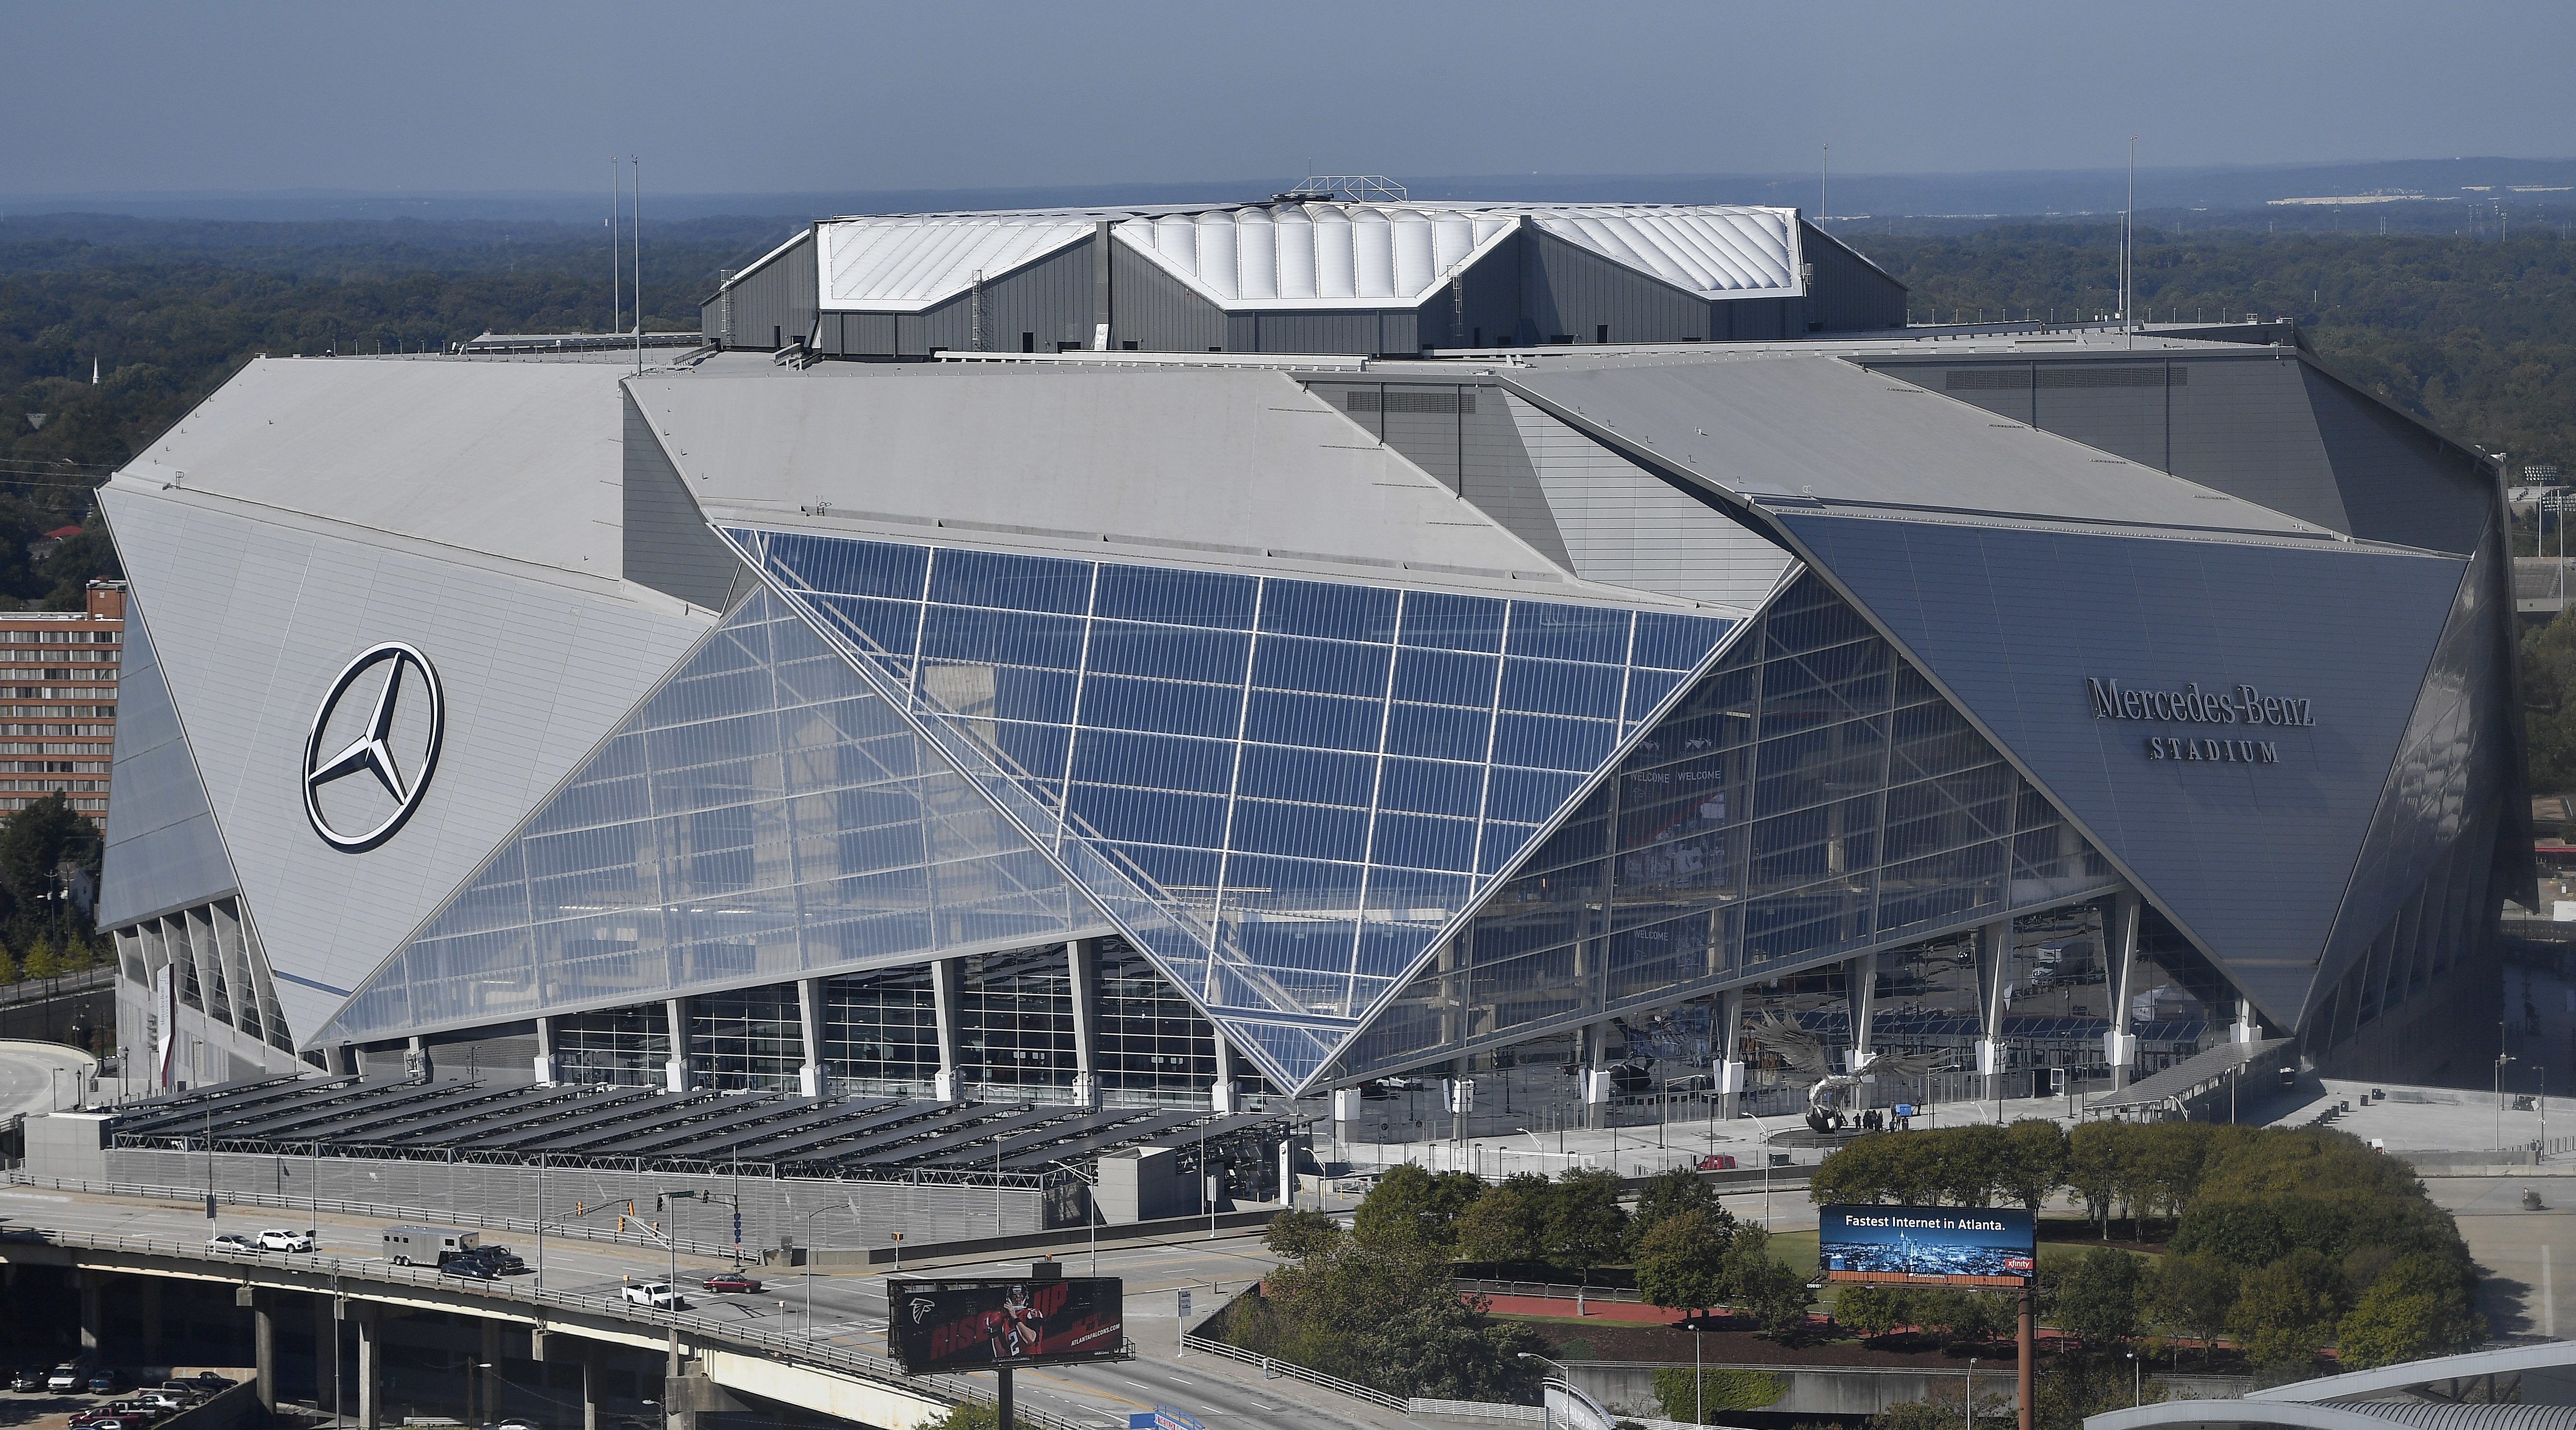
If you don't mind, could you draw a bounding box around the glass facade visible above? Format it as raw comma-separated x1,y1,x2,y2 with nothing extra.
692,983,801,1091
1098,938,1219,1096
729,525,1733,1087
956,945,1078,1090
553,1004,669,1087
1331,572,2120,1082
318,586,1096,1047
822,964,939,1094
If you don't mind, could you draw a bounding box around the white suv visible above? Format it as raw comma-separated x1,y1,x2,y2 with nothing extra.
620,1282,686,1310
256,1229,316,1253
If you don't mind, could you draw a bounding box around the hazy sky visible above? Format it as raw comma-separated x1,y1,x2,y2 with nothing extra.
6,0,2572,196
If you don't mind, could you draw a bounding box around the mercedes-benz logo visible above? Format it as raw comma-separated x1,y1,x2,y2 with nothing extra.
303,641,444,852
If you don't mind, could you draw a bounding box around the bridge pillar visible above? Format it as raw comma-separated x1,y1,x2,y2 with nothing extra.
314,1295,338,1422
253,1293,276,1412
139,1277,163,1366
77,1269,100,1354
477,1319,503,1424
581,1351,603,1430
353,1305,381,1430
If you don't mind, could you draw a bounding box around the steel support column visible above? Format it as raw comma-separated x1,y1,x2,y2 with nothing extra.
795,977,825,1098
931,957,963,1101
1977,920,2013,1101
663,998,691,1092
1067,940,1099,1109
2103,889,2142,1091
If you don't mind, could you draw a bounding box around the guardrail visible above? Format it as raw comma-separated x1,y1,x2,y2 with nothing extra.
1181,1334,1407,1412
8,1173,735,1257
1454,1278,1644,1304
8,1227,1094,1430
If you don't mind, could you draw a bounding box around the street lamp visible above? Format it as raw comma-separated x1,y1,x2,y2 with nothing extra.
2500,1048,2519,1153
1967,1357,1978,1430
1048,1158,1101,1276
1518,1353,1572,1430
2127,1349,2140,1407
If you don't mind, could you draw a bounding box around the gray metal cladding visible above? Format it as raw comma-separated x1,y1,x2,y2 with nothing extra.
101,483,713,1041
1776,510,2466,1024
2307,525,2525,1019
621,389,745,610
98,596,239,930
710,230,815,350
1868,353,2358,534
1522,229,1712,345
2167,356,2353,534
1799,222,1906,333
1108,238,1227,352
918,237,1104,353
1497,393,1791,609
2300,363,2493,554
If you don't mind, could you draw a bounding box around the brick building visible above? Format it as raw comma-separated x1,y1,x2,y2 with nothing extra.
0,580,125,819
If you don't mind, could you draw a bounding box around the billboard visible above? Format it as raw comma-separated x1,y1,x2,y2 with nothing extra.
887,1275,1125,1373
1818,1205,2035,1287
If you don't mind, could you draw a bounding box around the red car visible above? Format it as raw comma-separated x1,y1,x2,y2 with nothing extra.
701,1273,763,1294
1695,1154,1739,1171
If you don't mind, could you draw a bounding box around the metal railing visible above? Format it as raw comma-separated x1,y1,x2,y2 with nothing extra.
7,1172,735,1257
1180,1335,1407,1413
1454,1278,1644,1305
11,1226,1095,1430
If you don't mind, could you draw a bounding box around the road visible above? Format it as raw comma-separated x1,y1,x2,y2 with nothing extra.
0,1039,96,1119
0,1185,1399,1430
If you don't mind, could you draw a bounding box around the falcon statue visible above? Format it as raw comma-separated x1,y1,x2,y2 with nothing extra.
1741,1009,1955,1133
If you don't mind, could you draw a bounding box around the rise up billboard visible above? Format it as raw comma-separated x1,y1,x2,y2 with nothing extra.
887,1275,1126,1373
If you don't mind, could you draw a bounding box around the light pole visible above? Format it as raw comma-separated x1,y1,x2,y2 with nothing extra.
2500,1048,2519,1153
1049,1158,1101,1276
1519,1352,1573,1430
2127,1349,2140,1407
1967,1357,1978,1430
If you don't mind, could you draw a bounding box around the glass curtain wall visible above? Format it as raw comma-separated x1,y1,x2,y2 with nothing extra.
319,586,1093,1048
1097,938,1219,1096
692,984,801,1091
822,965,939,1095
731,526,1733,1087
956,946,1078,1090
554,1005,669,1087
1334,572,2120,1081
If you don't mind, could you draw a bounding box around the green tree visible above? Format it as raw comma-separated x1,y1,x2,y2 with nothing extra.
0,792,102,924
1629,1165,1729,1254
1635,1209,1733,1319
1721,1227,1812,1341
0,943,17,985
2031,1349,2168,1430
34,527,120,610
1233,1225,1545,1401
20,938,57,982
1999,1119,2071,1211
2231,1248,2349,1370
1455,1183,1547,1265
2146,1252,2240,1365
1264,1208,1342,1261
1544,1168,1629,1280
918,1403,1031,1430
2335,1255,2483,1369
1832,1284,1910,1341
1353,1165,1483,1253
2052,1248,2146,1347
1934,1125,2009,1206
2066,1122,2131,1238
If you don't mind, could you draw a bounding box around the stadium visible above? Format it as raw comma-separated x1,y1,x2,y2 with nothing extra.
97,195,2526,1132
